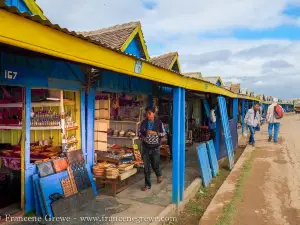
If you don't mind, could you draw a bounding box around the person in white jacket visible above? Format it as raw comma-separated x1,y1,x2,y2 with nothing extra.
244,103,260,146
267,98,282,143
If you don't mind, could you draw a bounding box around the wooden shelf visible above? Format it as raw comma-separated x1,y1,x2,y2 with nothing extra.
108,136,138,140
95,118,109,120
0,125,61,130
94,130,107,133
31,126,61,130
0,125,80,131
0,125,22,130
110,120,140,124
67,140,78,145
0,100,75,108
65,126,78,131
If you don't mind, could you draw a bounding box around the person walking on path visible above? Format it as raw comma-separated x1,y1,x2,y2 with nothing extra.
244,103,261,146
139,106,166,191
267,98,283,143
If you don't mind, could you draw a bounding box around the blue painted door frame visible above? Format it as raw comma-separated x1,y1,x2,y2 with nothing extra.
80,90,87,163
24,86,36,212
172,87,185,206
217,96,235,170
241,99,245,135
86,88,96,166
232,98,238,125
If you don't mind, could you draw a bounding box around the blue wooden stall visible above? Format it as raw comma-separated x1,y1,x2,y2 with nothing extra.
0,50,88,213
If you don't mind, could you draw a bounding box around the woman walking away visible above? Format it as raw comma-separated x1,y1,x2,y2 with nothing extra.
244,103,260,146
139,107,166,191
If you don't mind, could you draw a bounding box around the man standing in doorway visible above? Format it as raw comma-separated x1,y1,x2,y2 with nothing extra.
209,105,217,140
139,107,166,191
267,98,283,143
244,103,260,146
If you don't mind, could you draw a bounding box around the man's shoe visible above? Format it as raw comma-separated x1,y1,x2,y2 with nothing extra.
251,142,255,147
157,176,162,184
141,186,151,191
268,136,272,142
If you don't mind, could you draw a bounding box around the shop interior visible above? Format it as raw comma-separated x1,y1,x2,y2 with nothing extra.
0,86,81,216
91,86,222,195
93,87,174,194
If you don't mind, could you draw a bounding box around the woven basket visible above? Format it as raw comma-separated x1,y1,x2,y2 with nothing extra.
105,168,119,179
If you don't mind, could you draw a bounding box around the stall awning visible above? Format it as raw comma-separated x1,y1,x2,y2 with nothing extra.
0,5,259,101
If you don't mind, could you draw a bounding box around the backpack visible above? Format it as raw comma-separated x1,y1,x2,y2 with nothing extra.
274,105,284,119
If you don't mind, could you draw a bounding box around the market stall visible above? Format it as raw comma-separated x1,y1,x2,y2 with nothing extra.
0,47,90,215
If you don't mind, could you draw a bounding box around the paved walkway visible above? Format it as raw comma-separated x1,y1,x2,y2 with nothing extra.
231,114,300,225
8,146,200,225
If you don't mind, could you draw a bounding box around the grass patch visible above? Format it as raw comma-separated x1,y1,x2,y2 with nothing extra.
167,168,230,225
215,154,253,225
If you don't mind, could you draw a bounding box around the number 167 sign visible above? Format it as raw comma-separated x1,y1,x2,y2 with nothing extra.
4,70,18,80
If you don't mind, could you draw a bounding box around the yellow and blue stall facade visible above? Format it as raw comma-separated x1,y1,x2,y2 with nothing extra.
0,46,87,213
0,3,269,213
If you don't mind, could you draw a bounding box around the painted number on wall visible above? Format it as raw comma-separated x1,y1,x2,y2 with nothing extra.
134,61,142,74
4,70,18,80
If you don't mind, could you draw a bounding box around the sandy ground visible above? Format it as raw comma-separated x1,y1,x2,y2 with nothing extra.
232,114,300,225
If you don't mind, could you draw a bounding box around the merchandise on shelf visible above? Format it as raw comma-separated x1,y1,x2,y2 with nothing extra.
0,107,22,125
31,109,60,127
65,110,77,128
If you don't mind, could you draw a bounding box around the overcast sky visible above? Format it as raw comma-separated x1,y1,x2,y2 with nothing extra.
36,0,300,99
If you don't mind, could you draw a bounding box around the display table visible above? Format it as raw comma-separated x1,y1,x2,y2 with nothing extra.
95,168,137,196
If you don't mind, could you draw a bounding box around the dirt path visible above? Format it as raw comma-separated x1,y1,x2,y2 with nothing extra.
231,114,300,225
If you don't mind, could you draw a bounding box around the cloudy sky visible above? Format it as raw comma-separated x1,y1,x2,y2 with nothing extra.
36,0,300,99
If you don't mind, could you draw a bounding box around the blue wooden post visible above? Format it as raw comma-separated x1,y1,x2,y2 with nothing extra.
80,90,86,161
25,87,31,167
172,87,181,205
86,88,96,166
214,109,221,159
245,100,249,131
24,86,36,212
241,99,245,135
179,88,185,201
252,100,255,107
232,98,238,125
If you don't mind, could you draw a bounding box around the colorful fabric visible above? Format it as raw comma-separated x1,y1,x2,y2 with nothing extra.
1,157,21,171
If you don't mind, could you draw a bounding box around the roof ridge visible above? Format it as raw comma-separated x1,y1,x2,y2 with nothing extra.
77,21,140,36
151,52,178,59
203,76,219,78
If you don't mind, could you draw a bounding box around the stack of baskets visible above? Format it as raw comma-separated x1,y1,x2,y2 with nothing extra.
93,162,111,177
105,168,119,179
118,164,134,173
